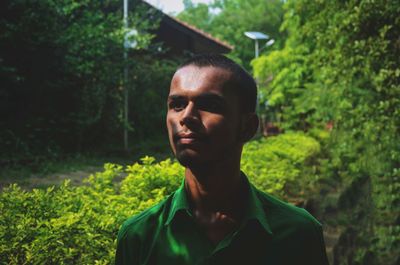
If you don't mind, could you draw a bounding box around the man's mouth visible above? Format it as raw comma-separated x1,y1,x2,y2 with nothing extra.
174,132,205,145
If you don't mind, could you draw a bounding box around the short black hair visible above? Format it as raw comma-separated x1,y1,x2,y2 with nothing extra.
177,54,257,113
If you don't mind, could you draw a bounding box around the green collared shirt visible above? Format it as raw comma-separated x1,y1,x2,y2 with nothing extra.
116,175,328,265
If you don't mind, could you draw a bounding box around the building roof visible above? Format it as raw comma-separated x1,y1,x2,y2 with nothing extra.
142,1,233,55
166,15,234,51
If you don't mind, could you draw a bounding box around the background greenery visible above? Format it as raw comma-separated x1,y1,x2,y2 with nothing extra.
252,0,399,264
0,0,178,162
0,133,322,264
1,0,399,264
177,0,284,68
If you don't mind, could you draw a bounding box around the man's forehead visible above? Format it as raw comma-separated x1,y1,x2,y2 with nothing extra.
170,65,233,93
175,64,232,77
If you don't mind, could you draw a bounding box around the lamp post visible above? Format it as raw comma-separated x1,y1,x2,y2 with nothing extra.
123,0,129,151
244,31,274,135
244,31,274,58
123,0,137,151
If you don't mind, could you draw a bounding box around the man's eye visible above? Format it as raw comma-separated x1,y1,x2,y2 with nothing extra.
169,101,186,111
198,100,223,113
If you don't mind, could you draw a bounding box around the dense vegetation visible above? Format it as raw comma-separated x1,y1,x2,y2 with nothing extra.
0,133,321,264
0,0,179,160
177,0,284,68
1,0,399,264
252,0,399,264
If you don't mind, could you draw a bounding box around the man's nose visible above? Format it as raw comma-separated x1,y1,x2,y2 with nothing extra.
180,102,200,127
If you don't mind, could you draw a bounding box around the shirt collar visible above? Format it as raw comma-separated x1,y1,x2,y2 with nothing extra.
165,180,190,226
244,176,273,235
165,173,273,235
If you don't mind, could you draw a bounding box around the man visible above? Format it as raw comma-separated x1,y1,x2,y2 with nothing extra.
115,54,329,265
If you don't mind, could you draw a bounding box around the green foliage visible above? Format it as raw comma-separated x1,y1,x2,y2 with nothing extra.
177,0,285,68
177,2,212,31
0,158,181,264
120,156,183,203
252,46,311,129
242,132,320,196
252,0,400,263
0,132,321,264
0,0,178,157
127,56,178,140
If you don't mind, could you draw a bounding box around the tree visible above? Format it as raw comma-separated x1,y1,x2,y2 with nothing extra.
177,0,285,69
252,1,400,263
0,0,174,157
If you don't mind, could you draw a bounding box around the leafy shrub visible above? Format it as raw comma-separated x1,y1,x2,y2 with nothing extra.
0,159,182,264
253,0,400,263
242,132,320,196
0,133,320,264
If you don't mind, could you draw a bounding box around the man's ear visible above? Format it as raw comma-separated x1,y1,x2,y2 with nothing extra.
240,113,259,142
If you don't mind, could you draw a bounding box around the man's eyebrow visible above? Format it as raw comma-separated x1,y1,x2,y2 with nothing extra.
196,92,225,102
168,94,185,101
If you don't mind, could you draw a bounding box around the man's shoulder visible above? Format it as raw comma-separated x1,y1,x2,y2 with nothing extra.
255,187,321,232
117,193,174,242
250,186,328,264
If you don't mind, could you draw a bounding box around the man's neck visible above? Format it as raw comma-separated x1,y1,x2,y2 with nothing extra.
183,159,247,244
184,159,244,218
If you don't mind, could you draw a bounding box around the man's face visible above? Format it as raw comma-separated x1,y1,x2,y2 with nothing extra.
166,65,243,167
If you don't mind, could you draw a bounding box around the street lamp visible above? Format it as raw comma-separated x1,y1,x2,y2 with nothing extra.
244,31,274,58
123,0,138,151
244,31,274,135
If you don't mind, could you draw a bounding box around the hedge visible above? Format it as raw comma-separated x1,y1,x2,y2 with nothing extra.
0,132,320,264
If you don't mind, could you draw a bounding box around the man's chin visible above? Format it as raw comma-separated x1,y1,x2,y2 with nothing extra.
175,150,206,168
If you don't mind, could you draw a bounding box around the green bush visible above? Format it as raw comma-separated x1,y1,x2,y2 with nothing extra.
242,132,320,196
0,133,320,264
253,0,400,263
